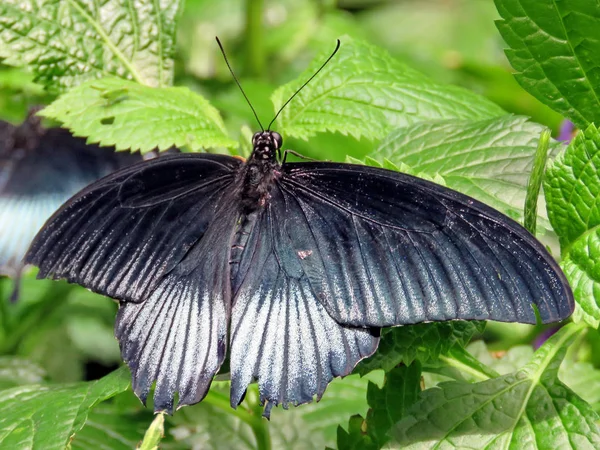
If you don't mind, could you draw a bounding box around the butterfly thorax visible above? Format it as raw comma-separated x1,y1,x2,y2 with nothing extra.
239,131,283,213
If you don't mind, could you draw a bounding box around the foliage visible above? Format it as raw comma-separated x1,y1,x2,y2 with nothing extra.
0,0,182,92
495,0,600,129
41,78,237,152
546,125,600,327
0,0,599,449
0,366,130,449
392,323,600,449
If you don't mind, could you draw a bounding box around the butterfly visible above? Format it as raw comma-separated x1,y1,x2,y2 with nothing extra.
24,39,574,417
0,110,140,296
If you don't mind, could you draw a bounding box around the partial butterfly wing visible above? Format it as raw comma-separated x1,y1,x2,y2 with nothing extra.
26,153,241,302
274,162,573,327
25,153,243,413
229,202,379,417
0,123,140,276
116,195,241,413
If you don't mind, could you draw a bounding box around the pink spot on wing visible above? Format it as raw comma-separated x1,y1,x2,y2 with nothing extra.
297,250,313,260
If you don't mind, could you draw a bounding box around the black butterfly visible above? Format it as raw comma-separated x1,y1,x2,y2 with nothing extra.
0,110,140,285
24,40,573,417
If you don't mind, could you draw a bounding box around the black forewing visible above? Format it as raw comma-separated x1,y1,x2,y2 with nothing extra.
229,187,379,418
277,162,573,327
25,153,242,302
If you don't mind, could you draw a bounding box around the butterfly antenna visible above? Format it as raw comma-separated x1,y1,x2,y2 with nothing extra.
216,36,264,131
267,39,341,131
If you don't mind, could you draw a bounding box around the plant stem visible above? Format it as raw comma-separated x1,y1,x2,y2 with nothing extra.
244,0,265,77
203,389,271,450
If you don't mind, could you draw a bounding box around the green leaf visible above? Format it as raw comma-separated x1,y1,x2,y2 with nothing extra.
0,366,131,449
40,77,237,153
71,406,152,450
374,115,560,241
0,0,182,91
494,0,600,128
364,363,422,448
337,415,374,450
545,124,600,325
392,323,600,449
355,321,485,375
271,37,504,141
524,129,551,235
0,357,45,389
465,339,600,412
346,156,446,186
559,360,600,414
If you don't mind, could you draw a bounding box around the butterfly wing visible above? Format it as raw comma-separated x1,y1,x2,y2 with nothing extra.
229,188,379,418
25,153,242,302
26,153,244,413
115,197,240,413
276,162,573,327
0,126,140,275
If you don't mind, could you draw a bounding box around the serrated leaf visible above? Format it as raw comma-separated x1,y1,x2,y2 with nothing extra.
364,364,422,448
0,366,130,449
336,415,374,450
355,321,485,376
545,124,600,325
494,0,600,128
40,77,236,153
0,0,182,91
272,37,504,141
374,115,560,242
391,323,600,449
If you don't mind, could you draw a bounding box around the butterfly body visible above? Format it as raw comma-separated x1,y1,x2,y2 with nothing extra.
238,131,283,212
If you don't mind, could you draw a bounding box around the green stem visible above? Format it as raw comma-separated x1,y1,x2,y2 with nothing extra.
244,0,265,77
524,129,551,235
203,389,271,450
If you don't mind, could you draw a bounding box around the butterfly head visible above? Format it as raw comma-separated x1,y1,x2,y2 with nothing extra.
251,131,282,162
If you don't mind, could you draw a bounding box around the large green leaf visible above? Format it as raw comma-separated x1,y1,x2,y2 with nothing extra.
545,124,600,325
71,406,153,450
0,366,130,449
355,321,485,376
494,0,600,128
468,340,600,414
271,37,504,140
0,0,182,91
391,323,600,449
41,77,236,153
373,115,559,240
